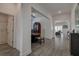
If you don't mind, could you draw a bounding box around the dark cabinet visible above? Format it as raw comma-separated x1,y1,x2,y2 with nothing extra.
71,33,79,56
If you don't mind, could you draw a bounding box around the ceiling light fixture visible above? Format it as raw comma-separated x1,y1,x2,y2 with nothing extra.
32,12,36,16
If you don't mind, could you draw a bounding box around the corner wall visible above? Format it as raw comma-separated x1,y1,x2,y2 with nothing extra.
21,4,32,56
14,4,32,56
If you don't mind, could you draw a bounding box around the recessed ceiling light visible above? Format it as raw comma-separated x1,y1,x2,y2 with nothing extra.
58,10,62,14
32,12,36,16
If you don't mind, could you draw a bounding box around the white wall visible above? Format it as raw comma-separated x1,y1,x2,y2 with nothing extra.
14,3,32,56
43,17,52,39
13,3,21,50
21,4,31,56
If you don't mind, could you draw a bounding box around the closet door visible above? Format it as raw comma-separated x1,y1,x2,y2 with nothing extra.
0,14,8,44
0,23,7,44
71,33,79,56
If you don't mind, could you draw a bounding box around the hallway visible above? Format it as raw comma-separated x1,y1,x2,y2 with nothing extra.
0,3,76,56
30,37,70,56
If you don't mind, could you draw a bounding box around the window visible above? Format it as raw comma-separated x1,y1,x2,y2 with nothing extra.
55,26,62,32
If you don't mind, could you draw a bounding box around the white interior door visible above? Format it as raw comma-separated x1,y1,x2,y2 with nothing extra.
0,22,8,44
0,14,8,44
7,16,14,47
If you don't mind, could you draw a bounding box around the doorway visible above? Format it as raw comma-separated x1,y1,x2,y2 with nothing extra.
0,13,19,56
31,8,47,54
0,13,14,48
30,8,53,56
31,8,42,52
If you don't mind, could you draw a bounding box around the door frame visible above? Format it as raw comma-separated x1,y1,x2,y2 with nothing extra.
7,15,14,48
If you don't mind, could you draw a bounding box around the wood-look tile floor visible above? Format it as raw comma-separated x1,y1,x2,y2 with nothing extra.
0,44,19,56
29,38,70,56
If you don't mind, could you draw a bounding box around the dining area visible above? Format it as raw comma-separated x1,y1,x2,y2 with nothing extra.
31,22,45,44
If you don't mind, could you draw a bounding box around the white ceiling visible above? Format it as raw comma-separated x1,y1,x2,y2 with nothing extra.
38,3,75,16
